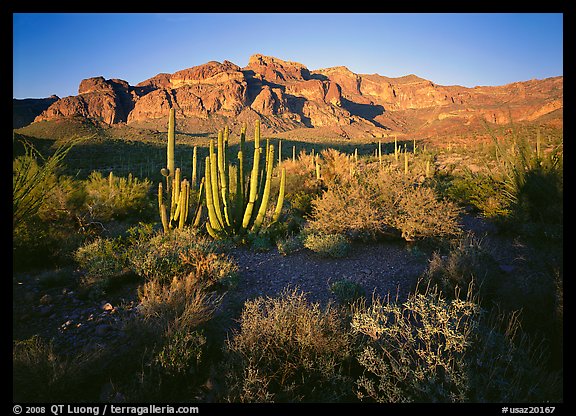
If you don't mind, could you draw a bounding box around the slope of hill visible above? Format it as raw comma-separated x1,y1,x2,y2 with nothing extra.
17,54,563,140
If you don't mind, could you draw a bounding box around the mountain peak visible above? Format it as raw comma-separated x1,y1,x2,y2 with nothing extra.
20,55,562,139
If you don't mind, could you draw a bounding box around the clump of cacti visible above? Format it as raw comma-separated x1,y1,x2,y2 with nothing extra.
204,120,286,239
155,111,286,237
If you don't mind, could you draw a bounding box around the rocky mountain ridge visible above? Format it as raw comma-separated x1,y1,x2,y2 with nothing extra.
16,54,563,139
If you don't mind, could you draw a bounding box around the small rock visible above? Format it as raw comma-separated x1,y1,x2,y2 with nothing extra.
39,294,53,305
102,302,114,312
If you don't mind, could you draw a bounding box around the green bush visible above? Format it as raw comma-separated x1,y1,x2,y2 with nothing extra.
487,129,563,235
127,227,236,285
351,285,562,402
13,139,76,231
446,171,510,219
422,232,503,300
83,171,152,222
13,336,99,402
330,279,365,305
74,237,129,286
222,287,353,402
276,234,304,256
13,140,84,268
154,329,207,378
303,232,351,258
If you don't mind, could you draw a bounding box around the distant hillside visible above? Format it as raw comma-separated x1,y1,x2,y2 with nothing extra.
17,54,563,140
13,95,59,128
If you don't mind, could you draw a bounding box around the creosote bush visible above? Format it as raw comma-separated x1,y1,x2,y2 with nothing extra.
307,167,461,242
222,287,353,402
73,237,130,290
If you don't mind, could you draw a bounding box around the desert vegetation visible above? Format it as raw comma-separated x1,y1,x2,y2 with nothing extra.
13,113,563,404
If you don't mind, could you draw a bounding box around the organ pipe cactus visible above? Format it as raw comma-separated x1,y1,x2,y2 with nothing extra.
404,145,409,175
157,108,203,232
204,119,286,239
167,107,175,183
191,146,198,189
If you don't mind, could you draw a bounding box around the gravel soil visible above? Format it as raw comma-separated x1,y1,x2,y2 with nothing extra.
11,213,531,359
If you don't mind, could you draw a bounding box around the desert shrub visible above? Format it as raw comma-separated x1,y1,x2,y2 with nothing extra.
124,271,219,402
127,227,236,285
319,148,355,186
307,177,384,239
330,279,365,305
83,171,152,222
282,151,324,214
74,237,129,287
287,191,316,223
351,286,562,402
137,273,217,333
351,287,481,402
422,232,503,301
282,150,318,192
154,329,207,378
13,140,76,231
248,232,274,252
37,175,87,224
13,215,86,270
307,168,461,242
13,141,85,268
487,130,563,236
303,232,351,258
389,185,462,242
222,287,353,402
276,234,304,255
446,171,510,219
13,336,99,402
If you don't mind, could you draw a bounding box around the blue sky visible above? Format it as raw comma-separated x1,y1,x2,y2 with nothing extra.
13,13,563,99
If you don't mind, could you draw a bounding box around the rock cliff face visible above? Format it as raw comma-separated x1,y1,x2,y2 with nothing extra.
29,54,563,138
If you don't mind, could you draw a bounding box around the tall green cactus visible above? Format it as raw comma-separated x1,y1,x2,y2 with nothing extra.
404,145,409,175
203,119,286,239
191,146,197,189
167,108,175,174
242,120,262,230
252,144,275,233
157,108,202,232
272,167,286,224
